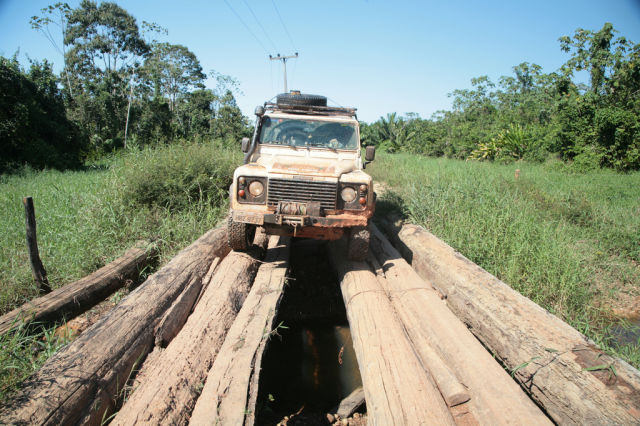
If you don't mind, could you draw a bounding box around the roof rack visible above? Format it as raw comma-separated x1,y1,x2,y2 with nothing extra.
264,102,358,119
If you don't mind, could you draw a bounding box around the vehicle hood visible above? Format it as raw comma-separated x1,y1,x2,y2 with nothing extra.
255,155,358,178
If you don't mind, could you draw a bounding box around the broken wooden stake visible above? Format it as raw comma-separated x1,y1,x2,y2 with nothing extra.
334,386,365,419
23,196,51,294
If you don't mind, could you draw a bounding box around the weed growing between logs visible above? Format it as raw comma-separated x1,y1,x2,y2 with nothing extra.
0,321,71,403
0,141,241,402
368,152,640,367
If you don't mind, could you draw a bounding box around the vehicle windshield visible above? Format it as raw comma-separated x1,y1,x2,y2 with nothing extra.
259,117,358,150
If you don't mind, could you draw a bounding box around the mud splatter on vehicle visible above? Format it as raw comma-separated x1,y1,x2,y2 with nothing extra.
228,92,376,261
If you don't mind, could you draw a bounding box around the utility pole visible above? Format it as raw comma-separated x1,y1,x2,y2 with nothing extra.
269,52,298,93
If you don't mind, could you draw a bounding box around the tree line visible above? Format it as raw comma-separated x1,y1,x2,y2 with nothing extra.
1,0,251,173
362,23,640,171
2,10,638,173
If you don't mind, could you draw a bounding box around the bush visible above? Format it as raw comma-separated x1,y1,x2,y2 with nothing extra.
569,146,603,173
0,57,85,173
117,141,240,212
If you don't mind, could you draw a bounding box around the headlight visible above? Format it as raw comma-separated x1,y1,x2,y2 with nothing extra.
237,176,266,204
340,187,357,202
248,180,264,196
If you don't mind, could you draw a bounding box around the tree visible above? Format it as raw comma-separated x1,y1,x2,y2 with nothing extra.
61,0,148,150
210,90,249,143
30,2,74,98
556,23,640,170
65,0,147,80
0,57,84,172
142,42,205,111
173,89,215,138
559,23,628,94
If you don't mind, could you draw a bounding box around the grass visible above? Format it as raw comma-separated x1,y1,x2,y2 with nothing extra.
0,140,241,403
368,153,640,367
1,143,638,401
0,322,72,400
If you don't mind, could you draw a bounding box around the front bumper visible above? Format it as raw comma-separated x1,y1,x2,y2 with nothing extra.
232,209,371,228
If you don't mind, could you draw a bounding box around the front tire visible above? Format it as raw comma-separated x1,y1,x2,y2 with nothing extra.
228,215,256,251
347,225,370,261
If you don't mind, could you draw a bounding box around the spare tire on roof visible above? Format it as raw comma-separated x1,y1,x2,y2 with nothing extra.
276,92,327,107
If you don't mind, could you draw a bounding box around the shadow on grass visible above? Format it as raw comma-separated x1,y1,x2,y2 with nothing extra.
374,190,408,222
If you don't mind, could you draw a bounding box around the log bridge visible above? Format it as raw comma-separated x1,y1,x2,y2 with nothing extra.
1,222,639,425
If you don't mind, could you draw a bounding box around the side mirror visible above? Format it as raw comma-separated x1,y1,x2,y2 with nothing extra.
365,145,376,162
241,137,250,153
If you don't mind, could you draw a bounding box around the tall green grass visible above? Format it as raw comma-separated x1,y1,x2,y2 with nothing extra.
0,142,240,313
369,153,640,366
0,141,241,402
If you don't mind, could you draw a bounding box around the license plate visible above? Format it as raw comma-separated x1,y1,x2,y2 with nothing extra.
234,212,264,225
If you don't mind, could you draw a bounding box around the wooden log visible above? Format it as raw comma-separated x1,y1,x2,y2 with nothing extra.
334,386,365,419
329,241,456,426
154,257,220,347
189,235,291,425
23,196,51,293
112,232,268,426
0,241,155,336
0,227,230,426
378,219,640,425
369,224,550,425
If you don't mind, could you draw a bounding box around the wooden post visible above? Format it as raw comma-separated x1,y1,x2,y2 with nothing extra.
23,196,51,294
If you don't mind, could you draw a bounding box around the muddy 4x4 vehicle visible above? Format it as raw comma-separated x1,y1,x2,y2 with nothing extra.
228,91,376,260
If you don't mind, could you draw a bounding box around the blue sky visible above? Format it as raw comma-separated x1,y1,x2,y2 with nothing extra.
1,0,639,122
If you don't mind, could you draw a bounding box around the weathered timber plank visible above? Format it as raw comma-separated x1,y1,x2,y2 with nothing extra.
0,227,229,426
370,224,551,425
378,219,640,425
0,241,154,335
329,240,456,426
189,235,291,425
154,257,220,347
335,386,365,419
112,232,268,426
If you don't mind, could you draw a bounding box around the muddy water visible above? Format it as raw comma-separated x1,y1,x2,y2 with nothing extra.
609,317,640,346
255,240,363,423
258,325,362,415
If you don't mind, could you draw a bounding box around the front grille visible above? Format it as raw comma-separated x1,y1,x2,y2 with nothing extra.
268,178,337,210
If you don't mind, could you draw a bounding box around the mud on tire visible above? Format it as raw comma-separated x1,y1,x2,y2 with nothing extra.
228,215,256,251
347,225,370,261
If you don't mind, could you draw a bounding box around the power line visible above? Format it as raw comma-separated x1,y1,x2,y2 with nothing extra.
241,0,278,52
271,0,297,51
223,0,270,54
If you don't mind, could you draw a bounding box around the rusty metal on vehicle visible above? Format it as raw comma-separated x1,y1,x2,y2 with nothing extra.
269,179,337,210
227,91,376,260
